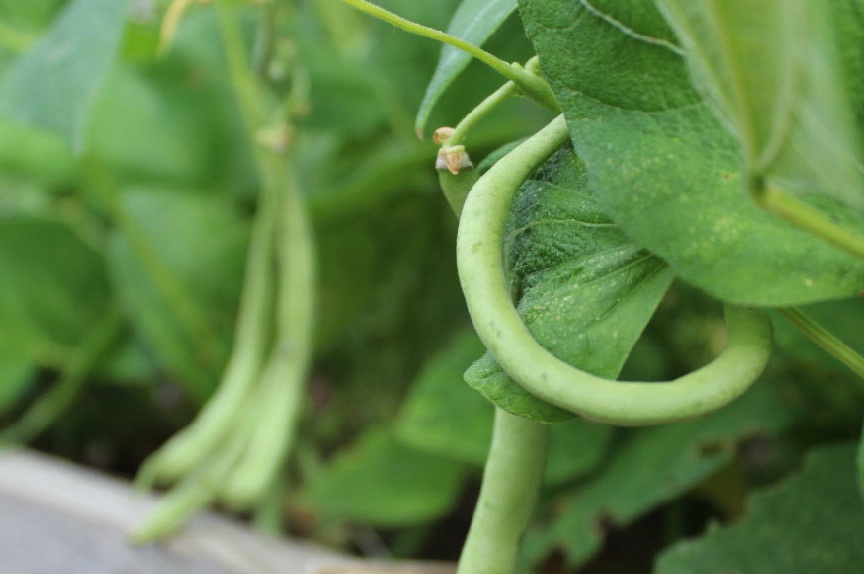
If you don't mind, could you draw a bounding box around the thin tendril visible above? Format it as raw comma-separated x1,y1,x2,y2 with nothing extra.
780,307,864,386
338,0,560,112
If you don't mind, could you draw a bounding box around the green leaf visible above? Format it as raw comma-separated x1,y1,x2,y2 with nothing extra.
303,427,465,527
0,216,110,365
107,188,248,401
0,119,75,188
298,43,389,135
88,55,250,189
0,355,33,411
656,444,864,574
858,421,864,504
0,1,66,35
657,0,863,212
395,328,494,466
395,326,615,480
520,0,864,305
0,0,132,151
464,146,674,423
545,420,614,487
415,0,517,137
521,382,793,570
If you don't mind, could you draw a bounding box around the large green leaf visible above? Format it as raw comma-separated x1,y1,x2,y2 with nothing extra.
0,355,33,411
656,444,864,574
657,0,863,211
0,119,75,188
545,419,614,487
520,0,864,305
415,0,517,136
395,328,494,466
396,326,615,480
521,382,792,570
88,39,252,190
858,421,864,505
0,1,65,72
465,146,674,422
0,217,110,364
0,216,109,416
107,188,247,401
302,427,465,527
0,0,66,35
0,0,132,151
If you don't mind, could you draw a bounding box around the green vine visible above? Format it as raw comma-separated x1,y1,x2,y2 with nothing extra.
0,307,123,445
780,307,864,385
457,410,549,574
338,0,560,114
750,180,864,261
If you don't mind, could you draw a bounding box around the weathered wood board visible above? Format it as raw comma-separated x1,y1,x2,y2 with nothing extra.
0,449,456,574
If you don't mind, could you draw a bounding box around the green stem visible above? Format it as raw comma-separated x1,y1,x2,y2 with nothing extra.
309,121,535,221
217,0,268,154
0,307,123,445
110,197,224,393
437,78,526,216
780,307,864,384
446,129,548,574
252,0,278,78
457,115,774,425
252,469,286,534
752,183,864,260
338,0,560,113
457,410,549,574
445,79,520,147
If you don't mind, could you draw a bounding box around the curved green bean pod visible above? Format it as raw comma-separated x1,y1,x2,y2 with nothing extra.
457,115,774,425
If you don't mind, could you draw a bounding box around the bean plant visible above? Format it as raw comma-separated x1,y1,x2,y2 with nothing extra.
344,0,864,572
1,0,864,573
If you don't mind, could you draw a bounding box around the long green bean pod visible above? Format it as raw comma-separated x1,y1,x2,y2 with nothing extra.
457,115,774,425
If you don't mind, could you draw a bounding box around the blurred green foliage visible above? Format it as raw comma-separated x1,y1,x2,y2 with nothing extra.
0,1,863,572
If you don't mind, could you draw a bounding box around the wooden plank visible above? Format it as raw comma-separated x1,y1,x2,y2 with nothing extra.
0,449,456,574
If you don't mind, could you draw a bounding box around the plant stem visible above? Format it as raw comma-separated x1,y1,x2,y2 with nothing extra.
0,307,123,445
457,410,549,574
436,78,526,215
445,80,520,147
110,195,225,394
752,183,864,261
338,0,560,113
445,131,548,574
252,0,278,77
252,469,286,534
780,307,864,385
